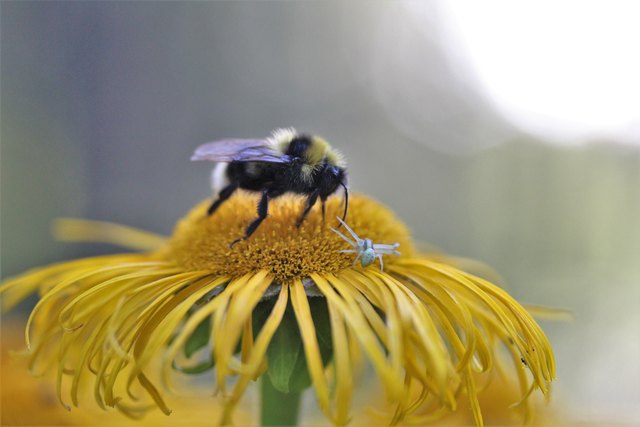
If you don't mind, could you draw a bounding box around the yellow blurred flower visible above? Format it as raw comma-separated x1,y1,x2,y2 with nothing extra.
1,318,254,426
1,193,555,426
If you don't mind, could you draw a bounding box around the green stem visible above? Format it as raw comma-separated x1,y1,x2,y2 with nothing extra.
260,375,302,427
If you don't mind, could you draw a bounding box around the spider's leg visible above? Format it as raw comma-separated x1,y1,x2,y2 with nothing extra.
339,250,358,253
373,243,401,255
353,252,362,267
377,254,384,271
335,216,362,244
372,243,399,250
331,227,356,247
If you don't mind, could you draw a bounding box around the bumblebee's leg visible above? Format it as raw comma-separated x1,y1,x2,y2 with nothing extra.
320,197,327,223
296,191,320,228
207,181,239,216
230,190,270,247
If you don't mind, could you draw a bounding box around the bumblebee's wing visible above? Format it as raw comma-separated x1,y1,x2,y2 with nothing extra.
191,139,290,163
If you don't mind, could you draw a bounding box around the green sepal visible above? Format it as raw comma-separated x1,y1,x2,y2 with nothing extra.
183,317,211,358
176,302,264,375
262,297,333,394
175,293,334,388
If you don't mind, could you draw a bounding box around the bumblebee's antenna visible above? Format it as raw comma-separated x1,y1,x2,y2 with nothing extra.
340,182,349,226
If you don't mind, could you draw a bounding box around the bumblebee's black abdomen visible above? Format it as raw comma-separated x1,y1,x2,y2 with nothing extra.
227,161,282,192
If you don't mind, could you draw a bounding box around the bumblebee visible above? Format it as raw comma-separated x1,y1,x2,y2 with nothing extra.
191,128,348,246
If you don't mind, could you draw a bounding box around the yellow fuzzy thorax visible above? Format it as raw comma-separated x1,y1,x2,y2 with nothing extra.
305,136,329,166
165,193,415,282
308,136,345,168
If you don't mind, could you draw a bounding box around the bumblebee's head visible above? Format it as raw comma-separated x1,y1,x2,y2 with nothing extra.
318,164,347,199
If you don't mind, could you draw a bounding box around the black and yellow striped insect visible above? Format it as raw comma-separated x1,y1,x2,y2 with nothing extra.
192,128,349,246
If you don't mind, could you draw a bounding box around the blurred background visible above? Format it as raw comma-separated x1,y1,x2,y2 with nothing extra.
1,1,638,425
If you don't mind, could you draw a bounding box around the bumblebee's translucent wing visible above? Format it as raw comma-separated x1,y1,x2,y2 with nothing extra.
191,139,290,163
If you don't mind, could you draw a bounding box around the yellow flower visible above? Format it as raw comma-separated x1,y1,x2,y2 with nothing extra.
0,193,555,426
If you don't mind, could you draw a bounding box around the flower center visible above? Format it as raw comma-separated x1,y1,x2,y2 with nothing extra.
165,193,415,282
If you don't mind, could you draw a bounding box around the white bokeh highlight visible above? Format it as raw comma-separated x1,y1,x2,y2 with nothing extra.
436,0,640,144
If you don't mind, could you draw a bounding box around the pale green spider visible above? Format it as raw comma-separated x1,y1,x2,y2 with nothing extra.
331,217,400,271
